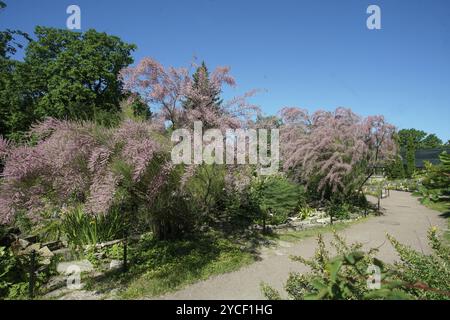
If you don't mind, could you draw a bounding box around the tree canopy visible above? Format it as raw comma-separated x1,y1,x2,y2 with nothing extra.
0,25,136,139
398,129,444,150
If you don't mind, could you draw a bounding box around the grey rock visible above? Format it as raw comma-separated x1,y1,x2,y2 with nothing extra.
38,246,54,258
53,248,77,261
22,243,41,255
57,260,94,274
18,238,30,249
109,259,123,270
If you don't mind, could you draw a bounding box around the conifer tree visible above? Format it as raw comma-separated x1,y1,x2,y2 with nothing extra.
183,61,222,111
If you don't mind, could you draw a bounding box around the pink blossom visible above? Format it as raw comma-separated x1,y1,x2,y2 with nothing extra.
280,107,396,197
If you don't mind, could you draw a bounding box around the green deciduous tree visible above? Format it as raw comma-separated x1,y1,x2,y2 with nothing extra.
0,1,32,139
0,26,136,138
398,129,444,150
387,155,405,179
420,134,443,149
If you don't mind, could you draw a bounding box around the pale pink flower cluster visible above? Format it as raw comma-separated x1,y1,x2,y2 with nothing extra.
120,57,260,131
280,107,396,196
0,118,169,223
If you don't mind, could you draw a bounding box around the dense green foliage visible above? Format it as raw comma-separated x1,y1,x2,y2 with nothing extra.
414,152,450,203
61,206,125,249
388,228,450,300
0,24,136,139
0,246,58,299
1,2,447,299
386,129,447,180
398,129,444,150
249,175,303,227
405,135,416,178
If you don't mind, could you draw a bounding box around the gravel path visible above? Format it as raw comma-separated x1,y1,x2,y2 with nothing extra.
157,191,447,300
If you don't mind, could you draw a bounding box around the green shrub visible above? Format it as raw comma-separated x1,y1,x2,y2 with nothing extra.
61,206,125,249
0,246,20,298
262,229,450,300
325,200,352,223
250,175,303,227
387,228,450,300
0,246,59,299
298,205,315,221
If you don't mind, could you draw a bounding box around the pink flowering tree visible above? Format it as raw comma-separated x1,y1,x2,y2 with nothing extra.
119,57,260,130
0,118,182,239
120,58,261,225
279,107,396,202
0,58,263,240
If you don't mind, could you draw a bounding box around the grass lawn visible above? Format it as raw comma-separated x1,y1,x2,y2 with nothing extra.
80,217,369,299
82,233,255,299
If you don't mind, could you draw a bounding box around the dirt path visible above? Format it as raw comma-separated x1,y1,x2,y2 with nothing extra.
156,191,447,300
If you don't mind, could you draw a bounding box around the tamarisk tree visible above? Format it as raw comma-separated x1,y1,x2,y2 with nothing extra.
119,57,260,131
279,107,396,201
0,118,177,239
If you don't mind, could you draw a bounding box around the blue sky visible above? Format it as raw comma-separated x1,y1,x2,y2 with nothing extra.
1,0,449,141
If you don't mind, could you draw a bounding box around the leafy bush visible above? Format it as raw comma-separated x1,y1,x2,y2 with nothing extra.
61,206,125,249
325,201,352,222
387,228,450,300
262,229,450,300
84,242,125,270
417,156,450,202
0,246,59,299
0,246,20,298
261,232,402,300
249,175,302,226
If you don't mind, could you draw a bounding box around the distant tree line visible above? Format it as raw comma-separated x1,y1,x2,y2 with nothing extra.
386,128,449,179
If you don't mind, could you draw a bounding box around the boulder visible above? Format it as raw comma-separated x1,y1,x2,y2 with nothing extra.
109,260,123,270
53,248,77,261
38,246,54,258
93,252,106,260
18,238,30,249
22,243,41,255
57,260,94,274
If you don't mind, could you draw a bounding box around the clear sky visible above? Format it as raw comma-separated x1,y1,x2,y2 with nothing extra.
1,0,449,141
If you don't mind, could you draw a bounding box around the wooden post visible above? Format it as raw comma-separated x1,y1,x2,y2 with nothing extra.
262,217,266,233
123,232,128,273
29,250,36,299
